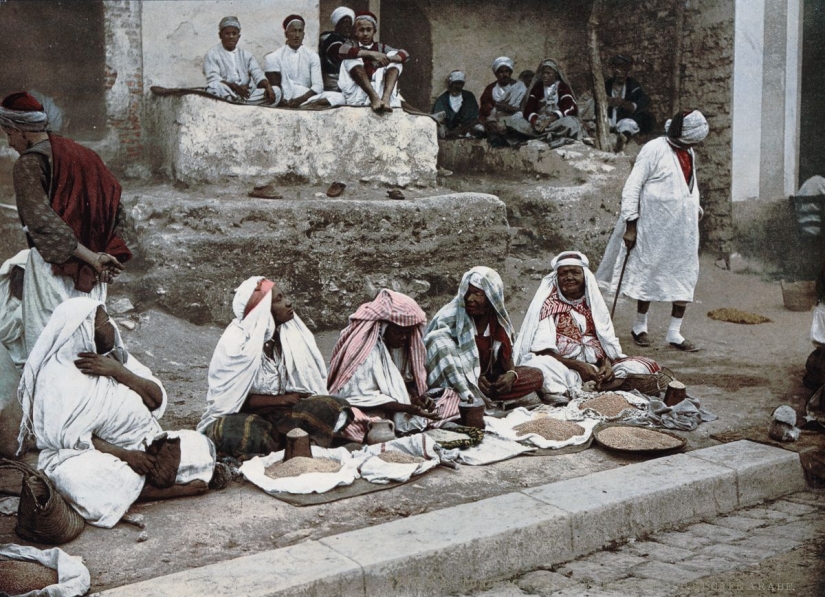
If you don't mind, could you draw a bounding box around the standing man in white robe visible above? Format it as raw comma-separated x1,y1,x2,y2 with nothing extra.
264,15,323,108
596,110,709,352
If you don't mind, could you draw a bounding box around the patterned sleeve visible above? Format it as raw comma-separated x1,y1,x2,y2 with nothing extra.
13,153,77,264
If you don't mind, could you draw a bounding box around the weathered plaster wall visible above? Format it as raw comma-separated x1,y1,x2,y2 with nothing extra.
141,0,320,91
598,0,735,253
145,95,438,186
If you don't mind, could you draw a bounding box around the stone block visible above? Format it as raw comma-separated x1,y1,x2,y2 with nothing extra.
581,550,648,569
146,95,438,187
606,577,675,597
687,440,806,506
124,189,509,328
699,542,781,564
712,514,768,532
516,570,581,595
97,540,363,597
652,530,714,551
681,522,748,542
679,554,742,574
619,540,694,564
768,499,820,516
318,492,572,597
554,560,631,584
631,561,708,585
524,453,737,555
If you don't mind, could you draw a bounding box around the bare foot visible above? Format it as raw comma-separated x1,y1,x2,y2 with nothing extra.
379,100,393,113
370,97,384,112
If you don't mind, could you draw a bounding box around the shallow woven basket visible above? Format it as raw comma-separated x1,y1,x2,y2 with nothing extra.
0,458,86,545
619,367,677,397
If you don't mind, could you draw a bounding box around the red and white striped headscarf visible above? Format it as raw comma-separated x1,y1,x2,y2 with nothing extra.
328,289,427,396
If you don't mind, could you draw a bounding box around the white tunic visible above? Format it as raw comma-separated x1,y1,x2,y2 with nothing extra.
263,45,323,101
596,137,702,302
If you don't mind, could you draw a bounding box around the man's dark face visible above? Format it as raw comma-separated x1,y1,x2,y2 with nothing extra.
270,284,295,324
335,16,353,37
464,284,490,317
354,19,376,45
285,22,305,49
3,127,29,154
448,81,464,96
611,64,630,83
383,323,413,349
495,66,513,86
94,306,116,354
557,266,586,301
220,26,240,51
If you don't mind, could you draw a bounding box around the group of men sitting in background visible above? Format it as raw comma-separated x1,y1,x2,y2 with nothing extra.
203,6,655,148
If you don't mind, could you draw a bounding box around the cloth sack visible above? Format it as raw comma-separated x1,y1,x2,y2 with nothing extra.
0,543,90,597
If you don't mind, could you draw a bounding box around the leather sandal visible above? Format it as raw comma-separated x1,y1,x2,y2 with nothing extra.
326,182,346,197
669,339,700,352
631,331,651,347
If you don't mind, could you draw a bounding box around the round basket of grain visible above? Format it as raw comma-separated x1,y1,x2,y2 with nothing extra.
578,392,640,418
593,423,686,455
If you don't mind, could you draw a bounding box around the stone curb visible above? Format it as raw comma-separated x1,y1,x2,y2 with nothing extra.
97,440,805,597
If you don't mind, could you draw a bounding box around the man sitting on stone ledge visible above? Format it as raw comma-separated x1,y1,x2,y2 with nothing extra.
17,298,223,528
198,276,352,460
328,289,461,439
424,266,543,411
514,252,661,404
203,16,279,106
320,7,355,93
518,58,583,143
337,11,408,113
431,70,480,139
477,57,528,145
264,15,323,109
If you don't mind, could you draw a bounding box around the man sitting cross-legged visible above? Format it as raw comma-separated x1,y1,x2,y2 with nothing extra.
198,276,352,460
337,11,408,113
17,298,221,528
264,14,323,108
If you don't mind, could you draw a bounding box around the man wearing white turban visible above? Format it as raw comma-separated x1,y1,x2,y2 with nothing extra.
596,110,710,352
431,70,479,139
320,7,356,92
478,57,528,144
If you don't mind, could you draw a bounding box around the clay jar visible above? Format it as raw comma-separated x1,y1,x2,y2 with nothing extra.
459,404,486,429
366,420,396,445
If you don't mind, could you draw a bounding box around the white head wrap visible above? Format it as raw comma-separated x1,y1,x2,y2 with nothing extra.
492,56,515,73
665,110,709,145
219,16,241,31
551,251,590,271
0,106,48,132
331,7,355,26
448,70,466,84
232,276,266,321
354,13,377,27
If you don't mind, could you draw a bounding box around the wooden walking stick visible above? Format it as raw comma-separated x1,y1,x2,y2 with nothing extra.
610,248,631,319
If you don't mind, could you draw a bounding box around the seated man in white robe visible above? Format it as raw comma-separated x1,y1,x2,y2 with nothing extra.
203,16,279,106
264,15,323,108
17,298,220,528
198,276,351,459
514,252,661,404
328,289,460,437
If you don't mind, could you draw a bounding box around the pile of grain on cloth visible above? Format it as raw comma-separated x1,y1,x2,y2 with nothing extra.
0,543,90,597
485,406,599,449
571,390,649,421
353,434,444,484
239,446,359,495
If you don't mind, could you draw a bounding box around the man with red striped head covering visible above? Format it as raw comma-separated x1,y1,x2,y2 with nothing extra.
329,289,460,437
0,91,131,358
264,14,323,108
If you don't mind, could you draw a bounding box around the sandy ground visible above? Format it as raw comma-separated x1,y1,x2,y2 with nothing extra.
1,250,819,593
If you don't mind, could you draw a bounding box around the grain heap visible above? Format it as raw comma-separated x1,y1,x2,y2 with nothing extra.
597,426,683,450
513,418,585,441
707,308,770,324
0,561,58,594
581,393,635,417
264,457,341,479
377,451,426,464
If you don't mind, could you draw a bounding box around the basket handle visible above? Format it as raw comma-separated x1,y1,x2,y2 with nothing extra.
0,458,46,481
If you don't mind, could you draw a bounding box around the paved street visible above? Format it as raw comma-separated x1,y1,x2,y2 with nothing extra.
451,491,825,597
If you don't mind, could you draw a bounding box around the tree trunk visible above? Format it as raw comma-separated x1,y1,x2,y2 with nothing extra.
587,0,612,151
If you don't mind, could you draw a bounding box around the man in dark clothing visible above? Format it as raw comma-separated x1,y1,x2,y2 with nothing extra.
605,54,655,149
431,70,480,138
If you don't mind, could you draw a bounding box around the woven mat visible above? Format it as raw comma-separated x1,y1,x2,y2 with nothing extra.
269,468,439,507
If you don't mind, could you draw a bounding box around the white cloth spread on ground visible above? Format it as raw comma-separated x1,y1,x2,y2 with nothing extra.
484,407,599,449
264,45,323,102
447,433,535,466
198,277,327,433
353,434,442,484
240,445,358,495
23,248,106,358
514,266,625,395
0,249,29,367
203,43,277,105
0,543,90,597
596,136,702,302
571,389,649,421
18,298,214,528
338,56,404,107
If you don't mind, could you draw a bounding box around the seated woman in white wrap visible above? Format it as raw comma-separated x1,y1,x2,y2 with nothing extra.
198,276,351,459
514,252,660,403
17,298,219,528
327,289,460,437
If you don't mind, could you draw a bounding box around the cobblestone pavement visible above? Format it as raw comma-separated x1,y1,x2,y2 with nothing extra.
449,491,825,597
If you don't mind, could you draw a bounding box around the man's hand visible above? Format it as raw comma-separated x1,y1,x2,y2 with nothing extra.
478,374,493,397
263,84,277,105
623,220,638,249
227,82,250,100
596,361,615,389
493,370,517,395
577,362,600,383
607,96,623,107
365,51,390,67
121,449,158,477
75,352,124,378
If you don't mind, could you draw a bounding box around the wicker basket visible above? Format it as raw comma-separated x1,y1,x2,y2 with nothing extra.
0,459,85,545
619,367,676,397
781,280,817,312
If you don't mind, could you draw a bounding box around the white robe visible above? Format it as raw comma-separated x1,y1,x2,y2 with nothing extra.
263,45,323,102
338,55,404,108
203,43,279,105
596,137,702,302
18,298,215,528
0,249,29,367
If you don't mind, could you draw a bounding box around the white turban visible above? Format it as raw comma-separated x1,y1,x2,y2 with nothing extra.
232,276,266,321
331,7,355,26
551,251,590,271
448,70,466,84
0,106,48,132
492,56,514,73
665,110,709,145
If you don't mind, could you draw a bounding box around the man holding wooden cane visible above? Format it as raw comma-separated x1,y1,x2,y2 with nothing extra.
596,109,709,352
